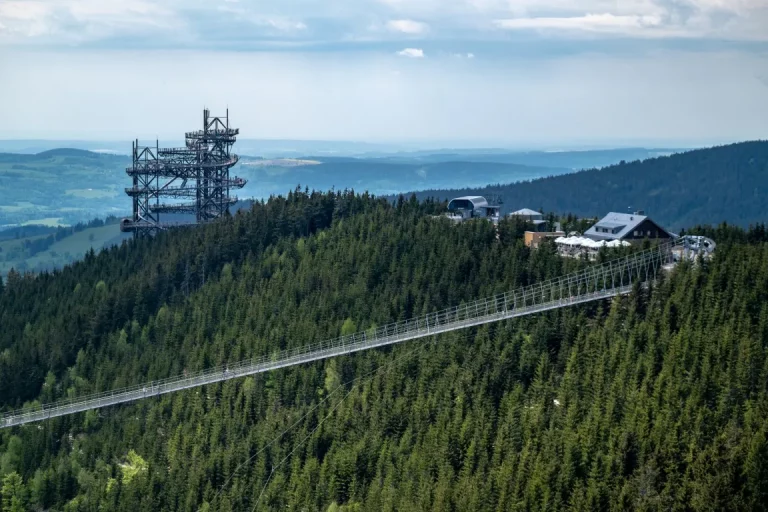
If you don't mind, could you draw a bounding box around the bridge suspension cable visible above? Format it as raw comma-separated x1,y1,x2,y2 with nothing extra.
1,240,680,429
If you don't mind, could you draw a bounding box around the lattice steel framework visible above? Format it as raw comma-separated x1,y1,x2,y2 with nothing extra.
1,240,680,429
121,109,246,236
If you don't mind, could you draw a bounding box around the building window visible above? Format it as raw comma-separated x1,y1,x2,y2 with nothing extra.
634,230,640,237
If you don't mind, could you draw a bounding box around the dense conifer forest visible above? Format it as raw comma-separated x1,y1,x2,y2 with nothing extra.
1,190,767,511
408,140,768,230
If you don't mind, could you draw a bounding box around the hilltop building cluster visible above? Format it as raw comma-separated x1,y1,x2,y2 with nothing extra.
507,208,565,249
554,211,672,259
444,195,715,261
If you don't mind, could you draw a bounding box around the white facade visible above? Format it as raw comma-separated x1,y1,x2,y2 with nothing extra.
555,236,631,259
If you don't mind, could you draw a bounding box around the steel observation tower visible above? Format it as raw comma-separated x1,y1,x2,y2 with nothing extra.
122,109,246,237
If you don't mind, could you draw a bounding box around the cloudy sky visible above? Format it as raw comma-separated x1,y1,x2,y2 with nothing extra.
1,0,767,147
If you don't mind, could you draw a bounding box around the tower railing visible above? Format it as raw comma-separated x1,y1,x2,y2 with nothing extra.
125,179,245,197
0,240,678,428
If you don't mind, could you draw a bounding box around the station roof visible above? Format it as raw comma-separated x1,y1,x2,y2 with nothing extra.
510,208,542,217
584,212,667,241
448,196,489,210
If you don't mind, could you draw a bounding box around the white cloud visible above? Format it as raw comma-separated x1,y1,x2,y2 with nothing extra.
0,0,182,43
490,1,768,40
0,0,767,48
494,13,664,33
378,0,768,41
0,1,49,21
266,18,307,31
215,5,307,32
386,19,429,34
397,47,425,57
0,2,53,37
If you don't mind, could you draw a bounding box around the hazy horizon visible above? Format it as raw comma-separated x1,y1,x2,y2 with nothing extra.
0,136,745,158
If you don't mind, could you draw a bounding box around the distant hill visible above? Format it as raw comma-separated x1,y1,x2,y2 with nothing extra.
34,148,103,159
0,144,698,229
3,145,668,228
0,149,129,228
363,148,681,169
239,148,685,199
244,158,572,198
0,147,121,163
407,141,768,231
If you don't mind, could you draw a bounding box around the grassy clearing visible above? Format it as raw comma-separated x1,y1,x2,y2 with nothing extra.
65,188,119,199
43,224,123,255
22,218,67,227
0,205,27,212
242,158,322,167
1,223,128,277
0,233,48,252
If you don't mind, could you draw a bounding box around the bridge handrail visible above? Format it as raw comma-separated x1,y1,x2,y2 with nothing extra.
0,240,678,428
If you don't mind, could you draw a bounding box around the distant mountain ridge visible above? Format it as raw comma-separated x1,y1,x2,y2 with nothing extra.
0,143,715,230
406,141,768,230
247,158,571,197
0,148,125,163
361,148,683,169
243,148,684,199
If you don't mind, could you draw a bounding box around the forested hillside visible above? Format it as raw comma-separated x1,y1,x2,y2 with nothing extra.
409,141,768,230
0,216,130,279
1,191,767,511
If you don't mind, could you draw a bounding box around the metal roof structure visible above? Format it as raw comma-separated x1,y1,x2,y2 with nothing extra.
596,221,627,229
448,196,490,210
584,212,669,241
509,208,543,218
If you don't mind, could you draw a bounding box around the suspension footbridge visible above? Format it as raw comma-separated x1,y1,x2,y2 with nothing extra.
1,240,682,429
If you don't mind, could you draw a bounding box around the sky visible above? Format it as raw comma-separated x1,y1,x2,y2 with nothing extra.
0,0,767,147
